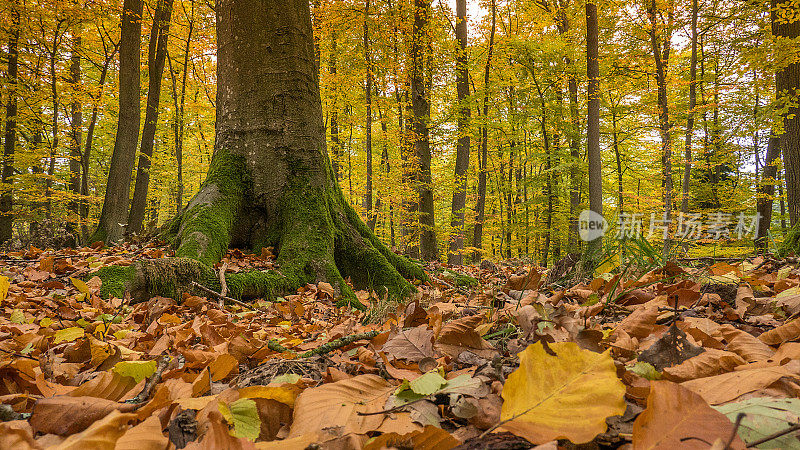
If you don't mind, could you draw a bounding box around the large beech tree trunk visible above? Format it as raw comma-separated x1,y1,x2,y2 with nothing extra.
97,0,425,305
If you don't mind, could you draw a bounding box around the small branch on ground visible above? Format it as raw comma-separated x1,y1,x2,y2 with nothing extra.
746,422,800,448
299,331,379,358
218,261,229,309
190,281,252,310
724,413,745,449
130,355,170,404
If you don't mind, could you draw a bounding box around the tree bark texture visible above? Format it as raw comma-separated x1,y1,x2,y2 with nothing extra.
410,0,438,261
773,0,800,226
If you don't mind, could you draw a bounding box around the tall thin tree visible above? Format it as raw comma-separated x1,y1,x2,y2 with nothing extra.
448,0,470,265
128,0,175,234
92,0,143,243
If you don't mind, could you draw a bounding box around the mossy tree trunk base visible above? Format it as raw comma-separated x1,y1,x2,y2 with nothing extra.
96,150,426,307
95,0,427,309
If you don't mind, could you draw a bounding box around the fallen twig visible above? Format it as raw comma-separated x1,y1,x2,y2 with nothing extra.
191,281,252,310
300,331,379,358
746,422,800,448
130,355,170,404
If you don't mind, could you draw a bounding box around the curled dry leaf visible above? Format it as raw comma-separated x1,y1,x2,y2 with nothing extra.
30,396,138,436
619,297,664,339
661,349,746,382
759,317,800,346
499,342,626,444
632,381,745,449
288,374,394,438
363,425,460,450
115,415,169,450
680,364,800,405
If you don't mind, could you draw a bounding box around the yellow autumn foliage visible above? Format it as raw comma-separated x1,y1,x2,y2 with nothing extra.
500,342,626,444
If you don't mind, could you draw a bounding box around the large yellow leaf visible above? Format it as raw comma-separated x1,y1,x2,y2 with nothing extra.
499,342,626,445
288,374,394,437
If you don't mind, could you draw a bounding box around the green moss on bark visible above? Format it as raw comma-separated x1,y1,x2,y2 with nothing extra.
778,224,800,257
95,265,136,299
174,148,247,265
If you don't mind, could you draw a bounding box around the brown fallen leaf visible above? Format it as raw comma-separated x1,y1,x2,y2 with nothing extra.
30,396,138,436
619,297,665,339
363,425,460,450
680,364,800,405
759,317,800,346
436,315,497,359
288,374,394,437
115,415,169,450
632,381,745,449
723,329,775,362
662,349,746,382
0,421,37,450
381,325,435,362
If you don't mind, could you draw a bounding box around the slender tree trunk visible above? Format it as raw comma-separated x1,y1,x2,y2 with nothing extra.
586,0,602,256
448,0,470,265
612,105,624,212
755,135,781,250
92,0,143,243
69,35,83,235
46,23,64,217
681,0,698,213
129,0,174,234
772,0,800,226
363,0,374,228
82,48,117,238
472,0,495,262
0,6,19,243
647,0,674,255
410,0,437,260
168,0,194,214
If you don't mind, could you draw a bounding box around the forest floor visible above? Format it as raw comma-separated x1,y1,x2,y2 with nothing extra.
1,242,800,449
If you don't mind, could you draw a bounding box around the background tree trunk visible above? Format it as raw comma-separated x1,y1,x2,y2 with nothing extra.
92,0,143,243
472,0,495,262
0,5,19,243
755,135,781,250
411,0,437,261
68,34,83,237
129,0,174,234
586,0,603,256
448,0,469,265
773,0,800,226
681,0,698,214
647,0,674,256
363,0,374,229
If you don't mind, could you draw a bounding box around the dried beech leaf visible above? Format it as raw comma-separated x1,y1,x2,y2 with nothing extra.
288,374,394,437
632,381,745,449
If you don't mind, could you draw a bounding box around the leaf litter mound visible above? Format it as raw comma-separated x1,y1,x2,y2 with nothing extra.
1,244,800,448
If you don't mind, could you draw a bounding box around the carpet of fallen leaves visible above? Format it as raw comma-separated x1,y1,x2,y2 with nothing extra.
2,244,800,449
